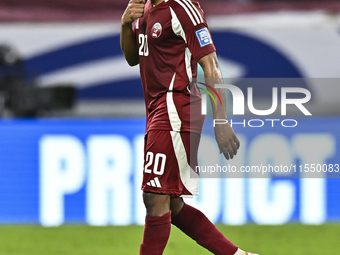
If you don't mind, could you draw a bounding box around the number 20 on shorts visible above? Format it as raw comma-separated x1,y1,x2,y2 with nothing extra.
144,152,166,175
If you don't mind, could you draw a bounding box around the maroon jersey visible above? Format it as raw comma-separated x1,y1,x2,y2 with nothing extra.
134,0,216,134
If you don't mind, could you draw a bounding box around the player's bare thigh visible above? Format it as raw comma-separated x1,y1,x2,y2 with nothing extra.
142,192,184,218
170,197,184,219
143,192,171,217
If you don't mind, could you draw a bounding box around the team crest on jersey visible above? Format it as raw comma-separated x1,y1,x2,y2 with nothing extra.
151,22,162,38
195,27,212,47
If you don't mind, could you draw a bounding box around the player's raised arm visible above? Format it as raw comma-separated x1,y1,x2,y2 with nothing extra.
120,0,145,66
198,52,240,160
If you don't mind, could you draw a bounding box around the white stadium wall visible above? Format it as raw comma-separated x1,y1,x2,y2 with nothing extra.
0,11,340,105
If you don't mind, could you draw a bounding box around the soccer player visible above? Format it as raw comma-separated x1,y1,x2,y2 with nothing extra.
121,0,258,254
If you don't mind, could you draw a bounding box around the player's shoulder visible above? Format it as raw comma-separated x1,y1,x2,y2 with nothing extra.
166,0,205,26
166,0,203,10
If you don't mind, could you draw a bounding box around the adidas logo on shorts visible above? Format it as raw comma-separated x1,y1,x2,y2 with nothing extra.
146,177,162,188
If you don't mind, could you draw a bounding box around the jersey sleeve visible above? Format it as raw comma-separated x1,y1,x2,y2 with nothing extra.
169,0,216,61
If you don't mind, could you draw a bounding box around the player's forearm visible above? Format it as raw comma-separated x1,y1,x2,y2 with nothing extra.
120,23,139,66
211,87,228,120
199,53,228,120
120,0,146,66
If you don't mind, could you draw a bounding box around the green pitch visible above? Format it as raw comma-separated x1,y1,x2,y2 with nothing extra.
0,224,337,255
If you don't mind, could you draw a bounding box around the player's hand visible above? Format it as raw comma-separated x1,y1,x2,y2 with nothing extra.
121,0,146,26
214,123,240,160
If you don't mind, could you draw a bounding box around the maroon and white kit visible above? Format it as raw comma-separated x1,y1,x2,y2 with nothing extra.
133,0,216,196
